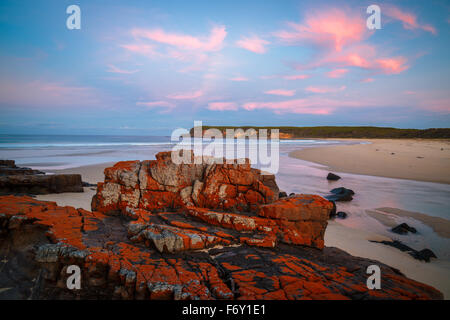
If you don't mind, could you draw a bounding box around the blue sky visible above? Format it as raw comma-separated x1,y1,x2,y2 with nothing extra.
0,0,449,135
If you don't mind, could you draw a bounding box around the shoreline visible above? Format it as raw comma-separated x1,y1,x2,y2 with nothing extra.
289,138,450,184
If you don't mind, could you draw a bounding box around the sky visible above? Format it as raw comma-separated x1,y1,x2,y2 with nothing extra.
0,0,449,135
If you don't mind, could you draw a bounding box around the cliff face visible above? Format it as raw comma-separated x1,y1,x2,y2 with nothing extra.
0,151,443,300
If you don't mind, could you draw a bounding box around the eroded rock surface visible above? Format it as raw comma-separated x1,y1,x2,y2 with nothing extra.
0,195,442,300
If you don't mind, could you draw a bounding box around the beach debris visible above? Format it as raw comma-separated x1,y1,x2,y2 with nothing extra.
326,172,341,181
325,187,354,202
391,223,417,235
370,240,437,262
278,191,287,198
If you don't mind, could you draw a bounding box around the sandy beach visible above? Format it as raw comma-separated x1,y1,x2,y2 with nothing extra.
289,139,450,184
34,160,450,298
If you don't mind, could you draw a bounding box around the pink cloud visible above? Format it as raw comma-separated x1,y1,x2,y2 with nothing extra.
293,44,409,75
136,101,175,109
106,64,139,74
274,8,367,51
305,85,346,93
242,99,332,114
283,74,310,80
384,5,437,35
264,89,296,97
167,90,203,100
326,68,348,78
361,78,375,83
230,76,249,82
375,57,409,74
120,44,158,57
208,102,238,111
236,36,270,54
131,26,227,52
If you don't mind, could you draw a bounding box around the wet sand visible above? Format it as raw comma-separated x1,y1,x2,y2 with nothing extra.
35,161,450,298
289,139,450,184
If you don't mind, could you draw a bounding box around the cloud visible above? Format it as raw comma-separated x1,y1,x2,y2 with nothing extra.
131,26,227,52
283,74,310,80
122,26,227,71
264,89,296,97
293,44,409,75
208,102,238,111
120,44,158,58
361,77,375,83
274,8,367,51
236,36,270,54
375,57,409,74
167,90,203,100
305,85,346,93
326,68,348,78
229,76,249,82
106,64,139,74
384,5,437,35
137,101,175,109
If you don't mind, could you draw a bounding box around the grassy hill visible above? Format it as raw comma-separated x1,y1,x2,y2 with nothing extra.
189,126,450,139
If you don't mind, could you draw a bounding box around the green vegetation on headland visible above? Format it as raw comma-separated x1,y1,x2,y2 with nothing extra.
189,126,450,139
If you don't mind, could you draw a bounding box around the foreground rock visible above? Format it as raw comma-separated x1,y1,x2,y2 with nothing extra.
0,160,83,195
0,195,442,300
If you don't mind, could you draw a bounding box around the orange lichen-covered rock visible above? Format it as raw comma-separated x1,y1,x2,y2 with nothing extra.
0,195,443,300
92,150,279,215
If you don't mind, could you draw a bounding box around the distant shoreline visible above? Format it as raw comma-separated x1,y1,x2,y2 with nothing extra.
289,138,450,184
190,126,450,139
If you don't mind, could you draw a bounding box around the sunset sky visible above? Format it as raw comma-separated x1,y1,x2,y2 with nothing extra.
0,0,449,134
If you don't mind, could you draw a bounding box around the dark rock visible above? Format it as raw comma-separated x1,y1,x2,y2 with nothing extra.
82,181,97,187
336,211,348,219
370,240,437,262
391,223,417,235
0,160,44,176
413,249,437,262
0,174,83,194
326,173,341,181
325,187,354,202
0,160,16,167
289,193,295,197
278,191,287,198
